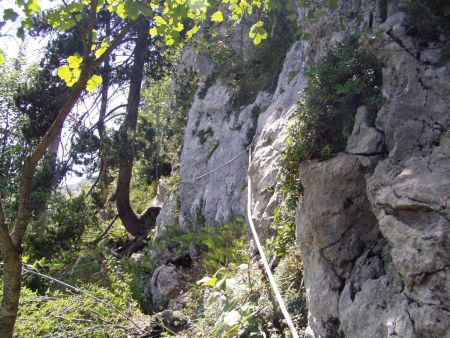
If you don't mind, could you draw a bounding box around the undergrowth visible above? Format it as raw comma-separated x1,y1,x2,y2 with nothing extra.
14,256,145,337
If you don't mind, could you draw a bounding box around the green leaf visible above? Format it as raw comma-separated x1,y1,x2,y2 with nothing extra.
67,53,83,69
173,22,184,32
196,276,218,287
135,1,153,17
57,65,73,84
149,27,158,36
211,11,224,22
3,9,19,21
94,40,110,58
216,278,227,291
249,21,267,45
186,25,199,39
26,0,41,14
154,15,167,26
86,74,102,92
16,26,25,40
0,50,4,65
325,0,339,9
166,36,175,46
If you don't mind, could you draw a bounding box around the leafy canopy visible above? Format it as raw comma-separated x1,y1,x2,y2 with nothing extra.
4,0,271,88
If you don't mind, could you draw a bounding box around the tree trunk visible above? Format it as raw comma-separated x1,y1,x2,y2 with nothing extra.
33,131,61,240
97,12,111,208
0,197,21,338
0,13,137,336
0,70,91,337
115,20,152,237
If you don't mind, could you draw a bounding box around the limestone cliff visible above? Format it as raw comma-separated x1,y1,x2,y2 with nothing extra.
155,1,450,337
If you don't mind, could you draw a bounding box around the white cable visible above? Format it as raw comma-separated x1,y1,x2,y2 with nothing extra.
247,148,300,338
180,147,248,183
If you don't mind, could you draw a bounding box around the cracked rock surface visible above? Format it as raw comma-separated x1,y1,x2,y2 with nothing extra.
297,7,450,338
154,2,449,337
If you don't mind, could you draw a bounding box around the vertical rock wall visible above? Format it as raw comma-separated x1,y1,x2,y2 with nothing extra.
296,8,450,338
155,1,450,337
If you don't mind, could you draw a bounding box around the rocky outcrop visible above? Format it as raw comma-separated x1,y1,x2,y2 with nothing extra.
297,9,450,338
154,1,449,337
346,106,386,155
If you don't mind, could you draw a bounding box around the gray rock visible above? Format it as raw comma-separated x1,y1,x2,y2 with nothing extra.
148,265,186,309
296,154,380,270
346,106,385,155
155,190,179,236
297,9,450,338
157,4,450,338
249,40,308,237
296,153,381,336
178,83,254,229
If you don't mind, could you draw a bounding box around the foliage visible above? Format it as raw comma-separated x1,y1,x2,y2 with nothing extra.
281,36,383,210
125,219,248,313
266,208,295,259
25,192,100,261
0,57,28,218
14,272,144,337
137,74,197,184
194,0,299,109
273,247,307,332
193,239,306,337
153,219,247,273
405,0,450,41
195,266,273,337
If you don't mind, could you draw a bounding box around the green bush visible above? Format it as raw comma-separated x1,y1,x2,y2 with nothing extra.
15,278,144,337
25,192,99,262
281,36,383,210
194,236,307,337
405,0,450,42
266,208,296,259
126,219,248,313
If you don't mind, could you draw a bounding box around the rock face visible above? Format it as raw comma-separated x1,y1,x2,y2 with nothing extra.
296,8,450,338
154,1,450,337
346,106,386,155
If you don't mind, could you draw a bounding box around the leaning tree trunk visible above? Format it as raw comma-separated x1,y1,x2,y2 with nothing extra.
0,69,92,337
115,20,159,238
0,197,21,338
0,12,138,333
97,11,111,208
33,130,61,241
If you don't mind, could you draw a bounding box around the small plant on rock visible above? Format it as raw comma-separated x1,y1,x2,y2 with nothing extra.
281,36,384,210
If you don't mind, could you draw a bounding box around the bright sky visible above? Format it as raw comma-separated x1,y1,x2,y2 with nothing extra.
0,0,56,60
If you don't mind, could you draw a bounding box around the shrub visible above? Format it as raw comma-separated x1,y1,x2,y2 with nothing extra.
405,0,450,42
193,1,299,109
127,219,248,313
25,192,99,262
266,208,296,259
281,36,383,210
15,278,144,337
